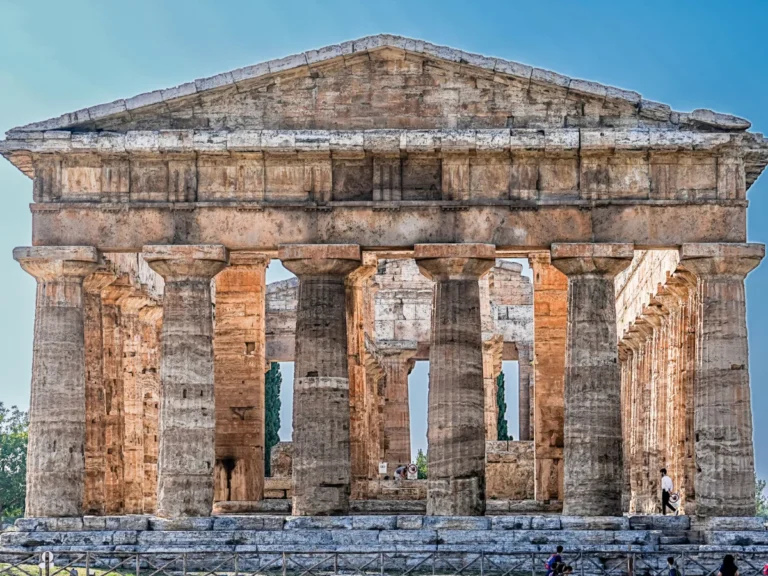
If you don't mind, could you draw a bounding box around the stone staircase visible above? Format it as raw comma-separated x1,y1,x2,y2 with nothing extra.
1,514,766,554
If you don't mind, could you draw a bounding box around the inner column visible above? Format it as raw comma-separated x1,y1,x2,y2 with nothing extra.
551,243,633,516
279,244,362,516
213,252,269,503
381,350,416,472
681,242,764,516
14,246,101,517
415,243,495,516
144,244,229,518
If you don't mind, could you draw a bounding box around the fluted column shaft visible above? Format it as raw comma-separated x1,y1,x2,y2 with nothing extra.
82,271,116,515
415,244,495,516
14,246,101,517
552,243,633,516
528,253,568,501
681,243,764,517
381,352,415,471
213,252,269,503
144,244,228,518
280,244,361,516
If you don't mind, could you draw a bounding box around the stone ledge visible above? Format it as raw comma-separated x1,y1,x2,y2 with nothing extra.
1,128,752,156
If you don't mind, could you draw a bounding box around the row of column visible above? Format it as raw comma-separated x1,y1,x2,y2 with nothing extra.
15,241,762,517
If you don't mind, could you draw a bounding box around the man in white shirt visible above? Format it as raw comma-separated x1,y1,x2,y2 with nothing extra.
660,468,676,515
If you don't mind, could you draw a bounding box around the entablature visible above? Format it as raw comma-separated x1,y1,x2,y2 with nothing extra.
2,128,763,205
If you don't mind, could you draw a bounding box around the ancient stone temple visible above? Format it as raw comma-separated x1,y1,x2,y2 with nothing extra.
2,34,767,526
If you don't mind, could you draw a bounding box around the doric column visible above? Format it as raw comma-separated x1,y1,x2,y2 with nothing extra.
144,244,229,518
346,254,378,499
517,343,534,441
415,243,495,516
482,337,503,441
680,242,764,517
528,253,567,502
213,252,270,503
14,246,101,517
381,349,416,472
82,270,116,515
551,243,633,516
280,244,362,516
138,303,162,514
119,289,157,514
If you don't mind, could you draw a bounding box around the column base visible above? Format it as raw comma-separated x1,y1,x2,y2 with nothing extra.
427,478,485,516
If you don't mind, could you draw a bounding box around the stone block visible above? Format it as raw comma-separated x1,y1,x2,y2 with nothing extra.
105,515,150,531
213,516,268,531
111,531,139,545
424,517,491,530
351,516,397,530
704,517,766,531
706,530,768,546
51,517,85,531
330,530,382,548
350,500,426,514
82,516,107,530
13,518,39,531
396,515,424,530
148,517,213,531
137,530,236,546
532,516,562,530
485,500,510,514
378,529,438,546
491,516,533,530
437,530,513,545
560,516,629,530
262,517,286,530
284,516,353,530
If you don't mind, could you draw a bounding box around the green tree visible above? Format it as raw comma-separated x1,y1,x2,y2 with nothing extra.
0,404,28,520
264,362,282,477
496,372,511,441
415,449,427,479
757,477,768,517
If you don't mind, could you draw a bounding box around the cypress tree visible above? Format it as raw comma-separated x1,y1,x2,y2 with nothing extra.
264,362,282,476
496,372,510,441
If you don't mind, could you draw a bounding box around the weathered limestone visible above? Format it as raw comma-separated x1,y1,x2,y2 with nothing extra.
13,246,101,517
415,243,496,516
82,270,116,515
213,252,269,503
280,244,362,516
616,253,699,515
380,350,416,472
680,243,764,517
4,37,768,522
551,243,633,516
528,254,567,502
143,244,229,517
345,254,379,498
486,441,535,500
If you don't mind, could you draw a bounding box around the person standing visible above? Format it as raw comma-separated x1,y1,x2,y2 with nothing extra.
545,546,564,576
660,468,676,515
718,555,739,576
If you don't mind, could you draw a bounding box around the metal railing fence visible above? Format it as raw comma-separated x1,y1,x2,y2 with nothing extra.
1,550,766,576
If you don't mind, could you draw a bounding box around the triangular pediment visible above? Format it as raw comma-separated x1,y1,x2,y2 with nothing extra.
6,35,751,135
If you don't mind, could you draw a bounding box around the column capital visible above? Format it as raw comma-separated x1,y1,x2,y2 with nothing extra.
414,243,495,281
142,244,229,281
228,251,270,268
14,246,101,281
279,243,361,277
680,243,764,279
83,270,117,295
551,243,634,278
527,252,552,267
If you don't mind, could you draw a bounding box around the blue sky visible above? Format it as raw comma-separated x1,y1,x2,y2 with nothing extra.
1,0,767,474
